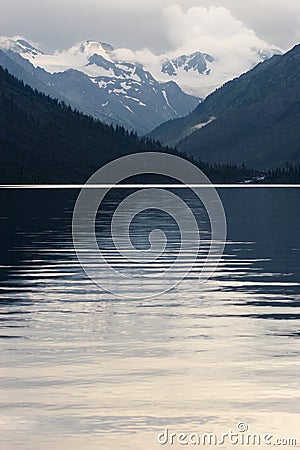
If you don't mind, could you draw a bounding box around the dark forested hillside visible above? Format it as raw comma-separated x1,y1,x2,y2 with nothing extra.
0,46,199,136
1,64,300,184
150,44,300,170
0,65,166,183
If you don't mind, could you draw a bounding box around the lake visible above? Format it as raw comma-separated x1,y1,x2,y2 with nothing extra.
0,188,299,449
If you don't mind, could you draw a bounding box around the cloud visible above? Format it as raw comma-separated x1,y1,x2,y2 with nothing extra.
0,2,290,97
164,5,276,56
112,5,281,97
112,47,160,67
114,5,280,63
162,6,284,96
0,35,42,50
1,0,299,54
203,0,300,50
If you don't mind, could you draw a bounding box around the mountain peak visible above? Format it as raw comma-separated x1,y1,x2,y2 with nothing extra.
161,51,214,78
251,46,282,61
151,42,300,169
75,40,114,56
0,37,43,57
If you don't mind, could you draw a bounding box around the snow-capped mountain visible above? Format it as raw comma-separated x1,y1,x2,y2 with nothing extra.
0,37,282,133
0,38,199,134
142,47,282,98
161,52,214,77
0,37,44,57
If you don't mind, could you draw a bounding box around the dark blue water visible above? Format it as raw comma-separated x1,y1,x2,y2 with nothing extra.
0,188,299,450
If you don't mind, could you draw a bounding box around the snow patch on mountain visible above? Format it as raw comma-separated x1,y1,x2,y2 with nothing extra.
162,52,214,76
191,116,216,132
0,37,282,99
112,46,282,98
0,37,200,134
0,36,43,58
0,35,282,134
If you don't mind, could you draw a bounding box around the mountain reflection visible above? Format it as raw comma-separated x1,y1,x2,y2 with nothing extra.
0,188,299,450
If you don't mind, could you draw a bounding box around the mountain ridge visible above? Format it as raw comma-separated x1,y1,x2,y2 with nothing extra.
0,64,169,183
1,63,300,183
0,38,200,134
150,44,300,169
0,36,281,133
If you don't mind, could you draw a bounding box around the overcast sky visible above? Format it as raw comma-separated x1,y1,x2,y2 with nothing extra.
1,0,300,53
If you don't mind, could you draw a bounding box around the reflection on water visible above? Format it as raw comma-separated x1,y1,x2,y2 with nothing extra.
0,188,300,450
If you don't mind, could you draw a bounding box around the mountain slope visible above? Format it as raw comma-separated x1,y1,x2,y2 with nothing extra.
0,39,199,135
150,44,300,169
0,37,281,135
0,65,167,183
142,47,281,98
2,64,300,184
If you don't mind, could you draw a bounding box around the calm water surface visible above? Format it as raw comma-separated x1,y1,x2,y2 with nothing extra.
0,188,299,450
